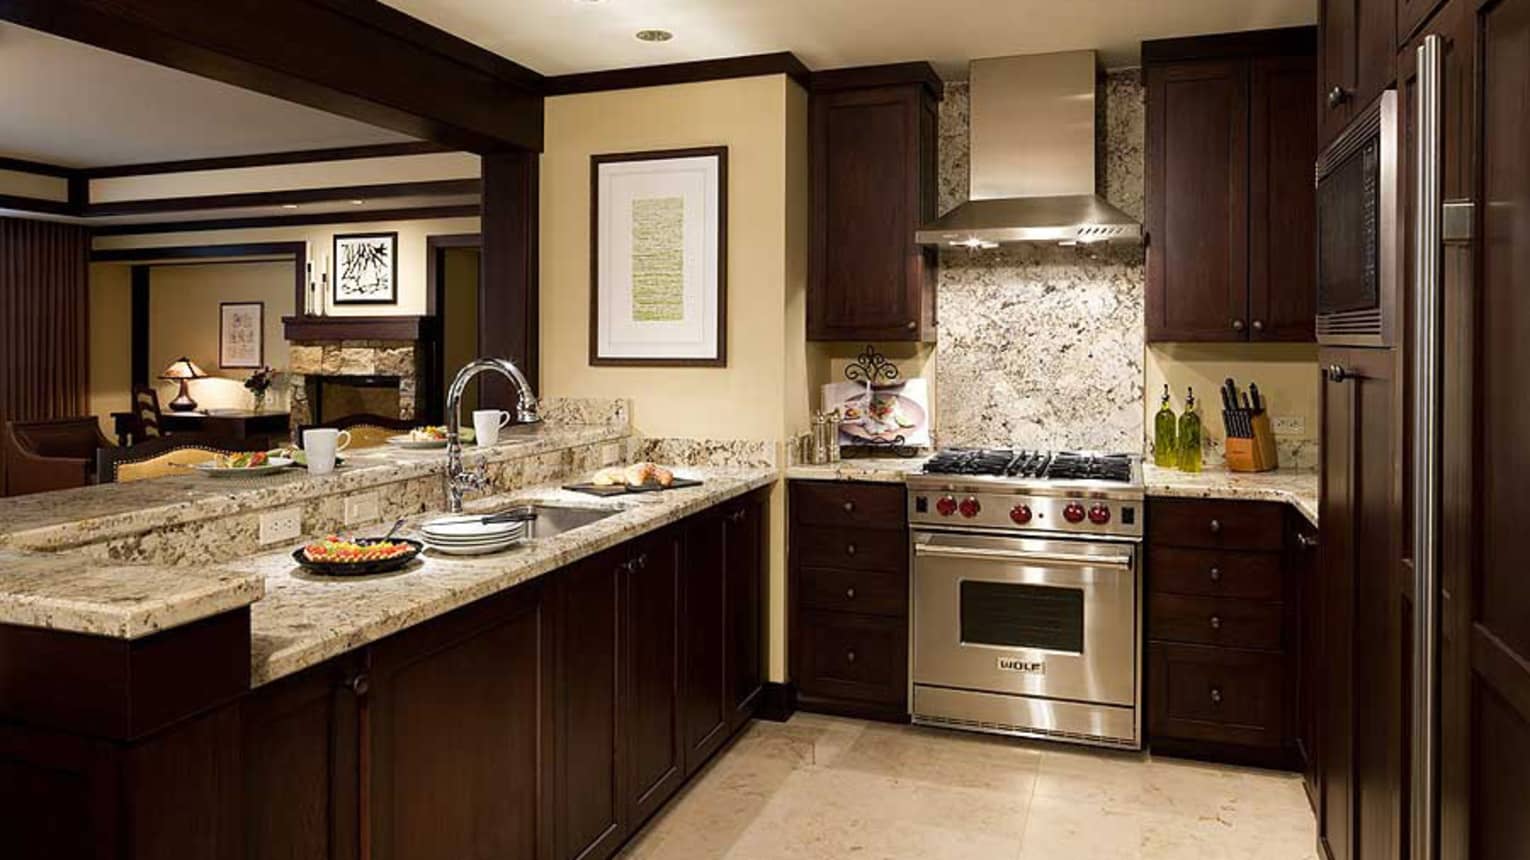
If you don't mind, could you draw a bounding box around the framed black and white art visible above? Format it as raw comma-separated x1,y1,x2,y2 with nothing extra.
590,147,727,367
219,301,264,368
332,231,398,305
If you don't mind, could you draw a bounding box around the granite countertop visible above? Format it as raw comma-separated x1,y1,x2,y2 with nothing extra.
222,465,777,686
1141,464,1318,527
785,456,930,483
0,422,627,553
0,551,264,639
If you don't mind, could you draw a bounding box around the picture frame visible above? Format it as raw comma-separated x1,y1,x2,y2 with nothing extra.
589,147,727,367
218,301,264,369
332,231,398,304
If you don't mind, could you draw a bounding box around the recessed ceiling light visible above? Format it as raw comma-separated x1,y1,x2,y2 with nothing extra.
281,204,299,209
635,29,673,43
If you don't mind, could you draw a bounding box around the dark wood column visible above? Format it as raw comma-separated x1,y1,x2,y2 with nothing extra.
480,152,540,405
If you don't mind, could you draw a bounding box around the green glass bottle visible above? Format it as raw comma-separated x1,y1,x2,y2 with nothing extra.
1153,384,1178,467
1177,387,1203,473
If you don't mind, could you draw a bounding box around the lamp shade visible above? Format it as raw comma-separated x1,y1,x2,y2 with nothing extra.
159,357,207,380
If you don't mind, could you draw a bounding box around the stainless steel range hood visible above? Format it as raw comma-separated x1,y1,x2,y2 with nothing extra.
916,51,1142,247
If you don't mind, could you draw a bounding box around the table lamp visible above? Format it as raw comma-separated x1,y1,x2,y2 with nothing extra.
159,357,208,412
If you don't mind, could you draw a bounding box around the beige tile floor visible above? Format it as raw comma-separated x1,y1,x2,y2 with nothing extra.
619,713,1319,859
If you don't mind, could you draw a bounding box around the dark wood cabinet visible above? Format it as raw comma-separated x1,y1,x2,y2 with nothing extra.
723,495,765,730
789,480,909,721
808,64,940,342
1143,29,1317,343
1145,497,1305,768
1318,0,1397,147
1289,513,1322,812
680,512,729,774
621,530,684,828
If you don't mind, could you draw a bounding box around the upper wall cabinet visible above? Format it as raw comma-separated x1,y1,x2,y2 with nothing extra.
808,63,941,342
1319,0,1397,146
1144,29,1318,343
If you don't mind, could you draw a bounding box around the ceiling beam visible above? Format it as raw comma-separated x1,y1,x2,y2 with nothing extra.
90,204,480,237
0,0,544,153
83,178,480,217
544,51,812,96
80,142,454,179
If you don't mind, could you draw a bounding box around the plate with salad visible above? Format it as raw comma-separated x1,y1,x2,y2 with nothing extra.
293,535,423,576
189,450,294,477
385,425,475,449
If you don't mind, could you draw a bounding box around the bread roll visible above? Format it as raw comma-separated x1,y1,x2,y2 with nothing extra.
624,462,656,486
651,465,674,487
591,466,625,486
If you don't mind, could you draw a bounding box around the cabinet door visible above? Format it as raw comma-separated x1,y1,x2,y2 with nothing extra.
680,512,728,775
724,496,765,729
1355,0,1398,115
1289,515,1322,812
1146,60,1251,342
808,85,935,342
1320,0,1358,145
367,585,545,860
622,531,683,827
552,551,624,860
1249,55,1318,342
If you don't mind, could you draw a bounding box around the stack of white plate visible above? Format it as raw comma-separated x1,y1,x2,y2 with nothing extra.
420,515,526,556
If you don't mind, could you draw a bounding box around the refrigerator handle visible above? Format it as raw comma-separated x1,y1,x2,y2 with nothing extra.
1412,33,1443,860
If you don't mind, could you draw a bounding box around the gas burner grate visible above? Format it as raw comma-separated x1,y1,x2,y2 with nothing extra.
1045,452,1133,482
923,448,1017,476
922,448,1135,483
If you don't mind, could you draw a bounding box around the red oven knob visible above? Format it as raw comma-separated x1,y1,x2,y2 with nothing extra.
1009,504,1033,525
935,495,958,516
1088,504,1112,525
1063,502,1086,523
958,497,981,518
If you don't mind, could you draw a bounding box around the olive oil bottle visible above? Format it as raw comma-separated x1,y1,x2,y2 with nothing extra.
1177,387,1203,473
1153,384,1178,467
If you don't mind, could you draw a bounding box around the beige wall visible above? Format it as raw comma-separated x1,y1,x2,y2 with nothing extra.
87,264,133,437
91,215,480,317
540,75,809,681
1145,342,1322,460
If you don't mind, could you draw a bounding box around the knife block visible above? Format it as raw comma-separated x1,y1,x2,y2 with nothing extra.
1225,414,1279,472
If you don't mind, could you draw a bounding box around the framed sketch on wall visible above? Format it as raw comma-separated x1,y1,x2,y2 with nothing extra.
219,301,264,368
590,147,727,366
333,231,398,304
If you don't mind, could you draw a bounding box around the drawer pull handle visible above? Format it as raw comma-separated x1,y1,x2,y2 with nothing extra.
842,500,856,513
1209,567,1222,583
1208,518,1222,534
1210,615,1223,631
1210,687,1223,705
845,587,856,600
846,650,857,664
846,543,857,556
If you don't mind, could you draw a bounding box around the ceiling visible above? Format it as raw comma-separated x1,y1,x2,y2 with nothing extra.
383,0,1317,77
0,22,414,169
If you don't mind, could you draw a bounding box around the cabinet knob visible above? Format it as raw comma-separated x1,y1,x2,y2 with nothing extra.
905,320,918,332
1326,364,1351,383
1327,85,1350,108
845,587,856,600
729,509,747,523
1231,319,1246,332
1209,567,1222,583
1209,519,1222,534
345,672,370,697
1251,319,1265,333
1210,615,1223,631
1297,532,1319,549
842,500,856,513
1210,686,1224,705
846,650,858,664
845,543,857,556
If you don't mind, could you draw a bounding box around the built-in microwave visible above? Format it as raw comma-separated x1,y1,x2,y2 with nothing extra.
1315,90,1399,347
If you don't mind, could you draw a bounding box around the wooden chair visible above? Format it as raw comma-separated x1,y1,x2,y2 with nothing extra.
296,413,416,450
131,385,165,440
2,417,113,496
96,433,268,484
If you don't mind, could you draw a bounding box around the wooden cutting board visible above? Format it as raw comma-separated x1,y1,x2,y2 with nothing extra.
562,478,705,496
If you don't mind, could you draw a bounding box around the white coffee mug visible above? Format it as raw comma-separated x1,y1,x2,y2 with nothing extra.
472,409,512,447
303,428,352,475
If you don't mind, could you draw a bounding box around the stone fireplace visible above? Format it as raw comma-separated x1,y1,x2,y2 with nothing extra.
287,341,427,429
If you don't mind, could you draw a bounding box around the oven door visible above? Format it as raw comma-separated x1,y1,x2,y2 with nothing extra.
912,530,1139,706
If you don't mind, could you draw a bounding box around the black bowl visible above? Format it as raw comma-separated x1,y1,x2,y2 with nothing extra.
291,538,424,577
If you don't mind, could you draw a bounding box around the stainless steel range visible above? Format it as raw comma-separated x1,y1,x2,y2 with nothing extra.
907,449,1144,749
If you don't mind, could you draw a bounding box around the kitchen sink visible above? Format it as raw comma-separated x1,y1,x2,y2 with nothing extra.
501,504,620,539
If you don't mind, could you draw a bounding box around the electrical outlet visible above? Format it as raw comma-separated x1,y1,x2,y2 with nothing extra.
344,492,380,526
1272,415,1306,436
259,508,303,546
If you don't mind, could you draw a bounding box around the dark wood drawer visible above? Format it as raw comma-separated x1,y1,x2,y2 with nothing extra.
798,610,906,706
1147,498,1284,551
800,566,907,618
1149,547,1284,600
793,524,907,571
1149,593,1285,651
1149,642,1286,750
791,481,906,531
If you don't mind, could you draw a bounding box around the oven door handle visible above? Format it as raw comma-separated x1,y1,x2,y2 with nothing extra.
914,544,1134,569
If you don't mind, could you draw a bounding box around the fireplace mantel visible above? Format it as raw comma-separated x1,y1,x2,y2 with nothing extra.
282,315,436,342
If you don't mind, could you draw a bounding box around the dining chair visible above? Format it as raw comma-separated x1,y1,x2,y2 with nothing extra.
96,433,268,483
296,413,416,450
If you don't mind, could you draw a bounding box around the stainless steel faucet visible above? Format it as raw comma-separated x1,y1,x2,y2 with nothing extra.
444,357,542,513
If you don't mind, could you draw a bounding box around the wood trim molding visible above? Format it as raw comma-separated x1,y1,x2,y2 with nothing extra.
1141,26,1318,65
90,204,480,238
0,155,75,177
281,315,435,342
90,241,308,264
0,192,73,215
809,61,945,98
83,178,480,218
79,142,453,179
544,51,811,95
